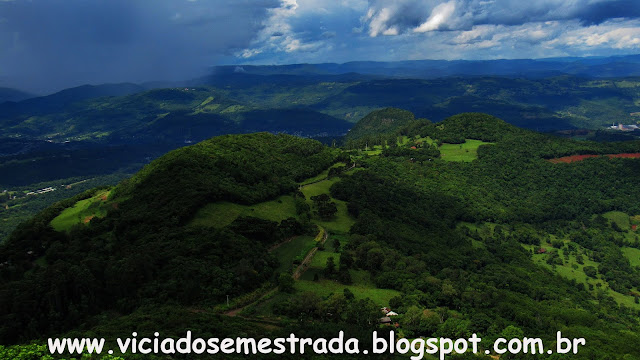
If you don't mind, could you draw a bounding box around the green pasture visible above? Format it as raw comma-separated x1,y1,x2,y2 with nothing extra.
294,279,400,306
271,235,316,274
439,139,493,162
300,178,355,233
190,195,297,228
50,190,111,232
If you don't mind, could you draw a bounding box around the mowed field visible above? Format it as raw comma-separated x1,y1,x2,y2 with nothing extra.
271,235,317,274
190,195,297,228
294,279,400,306
190,165,355,233
50,190,111,232
300,178,355,233
294,234,399,306
439,139,494,162
623,247,640,267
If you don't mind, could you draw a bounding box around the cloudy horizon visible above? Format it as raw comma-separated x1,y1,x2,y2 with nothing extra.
2,0,640,93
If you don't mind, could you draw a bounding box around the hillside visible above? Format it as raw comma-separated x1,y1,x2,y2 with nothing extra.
0,87,351,142
0,133,341,341
1,75,640,146
0,87,33,103
345,107,415,140
2,113,640,358
212,55,640,79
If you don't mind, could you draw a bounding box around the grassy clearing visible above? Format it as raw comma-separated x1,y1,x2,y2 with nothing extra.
439,139,493,162
240,291,291,318
310,251,339,269
524,242,640,309
189,164,355,232
299,234,348,281
50,190,111,232
295,280,400,306
301,178,355,233
603,211,631,229
190,195,297,228
623,247,640,267
271,235,316,274
299,162,347,186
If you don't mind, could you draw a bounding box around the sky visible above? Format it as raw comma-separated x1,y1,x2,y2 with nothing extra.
1,0,640,93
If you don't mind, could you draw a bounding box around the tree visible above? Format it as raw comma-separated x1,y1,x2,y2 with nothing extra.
278,273,295,293
584,266,598,278
343,288,355,301
332,238,341,252
337,267,352,285
311,194,338,220
340,252,354,269
324,257,336,278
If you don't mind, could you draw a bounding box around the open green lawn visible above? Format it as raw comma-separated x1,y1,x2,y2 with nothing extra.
524,242,640,309
271,235,316,274
190,167,354,232
299,233,349,281
604,211,631,229
300,249,340,282
623,247,640,267
310,251,339,269
50,190,111,232
301,178,355,233
439,139,494,162
295,279,399,306
299,162,347,186
190,195,297,228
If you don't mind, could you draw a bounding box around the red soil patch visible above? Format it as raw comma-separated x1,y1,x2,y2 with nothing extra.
83,215,95,224
100,194,108,201
632,225,638,231
608,153,640,159
549,153,640,164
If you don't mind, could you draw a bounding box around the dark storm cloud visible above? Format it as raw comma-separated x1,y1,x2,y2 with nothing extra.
0,0,279,93
363,0,640,36
574,0,640,25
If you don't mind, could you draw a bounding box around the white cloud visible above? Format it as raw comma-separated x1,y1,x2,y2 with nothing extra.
549,20,640,50
414,1,457,33
231,0,640,65
239,0,331,58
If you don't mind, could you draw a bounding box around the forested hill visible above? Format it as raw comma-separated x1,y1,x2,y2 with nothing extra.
2,114,640,359
345,107,416,140
0,133,341,343
112,133,342,227
0,87,33,103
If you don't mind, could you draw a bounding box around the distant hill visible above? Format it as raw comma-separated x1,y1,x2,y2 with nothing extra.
0,86,352,143
0,88,33,103
2,83,145,114
3,73,640,144
215,55,640,79
346,107,415,140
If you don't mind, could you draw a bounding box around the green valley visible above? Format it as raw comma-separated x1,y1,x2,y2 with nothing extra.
2,110,640,359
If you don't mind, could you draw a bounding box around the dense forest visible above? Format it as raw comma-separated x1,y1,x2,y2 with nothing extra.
1,112,640,359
